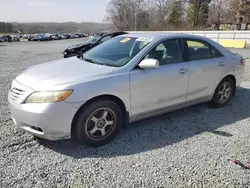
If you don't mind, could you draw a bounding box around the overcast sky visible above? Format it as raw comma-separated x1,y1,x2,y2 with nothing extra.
0,0,111,23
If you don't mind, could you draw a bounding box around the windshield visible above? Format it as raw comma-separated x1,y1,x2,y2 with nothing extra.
81,36,152,67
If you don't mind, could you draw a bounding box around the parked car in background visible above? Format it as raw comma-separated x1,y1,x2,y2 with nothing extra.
60,34,70,39
63,31,128,58
50,34,60,40
8,33,245,147
83,33,89,37
32,34,47,41
23,34,34,41
73,34,81,38
0,36,8,42
12,36,20,42
79,33,87,37
2,35,13,42
58,34,63,40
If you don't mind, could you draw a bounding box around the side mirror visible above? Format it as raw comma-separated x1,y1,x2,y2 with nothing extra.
138,58,160,69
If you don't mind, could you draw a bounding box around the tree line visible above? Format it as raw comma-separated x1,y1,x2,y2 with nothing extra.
0,22,14,33
0,22,113,34
105,0,250,31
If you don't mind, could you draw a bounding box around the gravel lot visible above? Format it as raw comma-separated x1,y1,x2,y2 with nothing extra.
1,40,250,188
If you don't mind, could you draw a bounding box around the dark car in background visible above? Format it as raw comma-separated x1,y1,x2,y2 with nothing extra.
2,35,13,42
60,34,70,39
62,31,128,58
49,34,60,40
0,36,8,42
73,34,81,38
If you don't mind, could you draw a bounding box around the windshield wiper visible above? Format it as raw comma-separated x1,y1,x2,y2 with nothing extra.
82,57,107,66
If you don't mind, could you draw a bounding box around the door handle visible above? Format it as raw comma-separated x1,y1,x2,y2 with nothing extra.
219,62,226,67
178,68,188,74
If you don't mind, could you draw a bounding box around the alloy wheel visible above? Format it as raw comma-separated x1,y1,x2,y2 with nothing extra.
218,82,231,104
85,108,116,140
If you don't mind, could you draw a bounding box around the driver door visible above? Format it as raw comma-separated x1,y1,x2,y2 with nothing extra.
130,38,190,117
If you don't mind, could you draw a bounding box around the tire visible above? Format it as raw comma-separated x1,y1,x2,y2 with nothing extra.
75,100,123,147
211,77,234,108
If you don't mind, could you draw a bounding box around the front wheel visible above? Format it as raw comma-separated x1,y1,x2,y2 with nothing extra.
75,100,123,147
211,77,234,108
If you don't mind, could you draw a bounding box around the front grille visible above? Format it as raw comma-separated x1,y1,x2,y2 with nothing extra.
10,88,26,100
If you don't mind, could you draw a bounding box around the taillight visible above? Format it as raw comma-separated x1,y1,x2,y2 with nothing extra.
241,59,245,66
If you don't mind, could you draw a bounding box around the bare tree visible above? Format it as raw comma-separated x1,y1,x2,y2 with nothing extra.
208,0,228,29
236,0,250,27
133,0,146,30
154,0,171,30
104,0,248,31
105,0,130,31
227,0,250,27
104,0,147,31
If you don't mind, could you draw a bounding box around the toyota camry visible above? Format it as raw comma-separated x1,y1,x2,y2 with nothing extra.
8,33,245,146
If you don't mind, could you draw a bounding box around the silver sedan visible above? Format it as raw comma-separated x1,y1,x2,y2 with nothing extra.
8,33,245,146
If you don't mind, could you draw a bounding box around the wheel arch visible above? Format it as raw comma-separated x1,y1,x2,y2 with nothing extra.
224,74,236,96
71,94,129,138
214,74,236,97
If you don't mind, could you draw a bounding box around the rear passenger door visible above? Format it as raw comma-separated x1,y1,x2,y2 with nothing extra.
184,38,226,102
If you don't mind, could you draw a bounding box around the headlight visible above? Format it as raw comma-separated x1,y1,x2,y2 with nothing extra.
24,90,73,104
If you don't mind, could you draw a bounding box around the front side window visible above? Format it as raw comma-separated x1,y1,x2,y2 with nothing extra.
82,37,152,67
186,40,212,61
145,39,183,65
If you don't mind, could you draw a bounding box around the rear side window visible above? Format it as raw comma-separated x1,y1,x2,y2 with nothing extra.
186,40,211,61
211,46,224,58
186,39,224,61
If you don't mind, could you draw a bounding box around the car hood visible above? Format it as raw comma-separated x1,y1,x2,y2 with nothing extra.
16,57,116,90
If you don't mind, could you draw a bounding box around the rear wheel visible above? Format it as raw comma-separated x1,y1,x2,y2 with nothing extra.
75,100,123,147
211,77,234,108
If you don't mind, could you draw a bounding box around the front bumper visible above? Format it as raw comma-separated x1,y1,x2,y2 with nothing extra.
8,81,83,141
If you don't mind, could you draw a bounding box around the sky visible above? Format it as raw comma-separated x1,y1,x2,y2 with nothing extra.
0,0,111,23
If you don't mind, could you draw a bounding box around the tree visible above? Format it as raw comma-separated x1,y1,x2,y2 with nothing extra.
236,0,250,29
0,22,14,33
154,0,171,30
2,22,6,32
187,0,211,29
227,0,250,27
208,0,228,29
6,23,13,32
168,0,184,30
105,0,146,31
0,22,3,32
136,10,150,30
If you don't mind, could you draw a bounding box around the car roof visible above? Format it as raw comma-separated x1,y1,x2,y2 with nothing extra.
102,31,128,36
120,32,206,40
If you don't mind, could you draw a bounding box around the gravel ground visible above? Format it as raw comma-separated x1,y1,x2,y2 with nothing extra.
1,40,250,188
